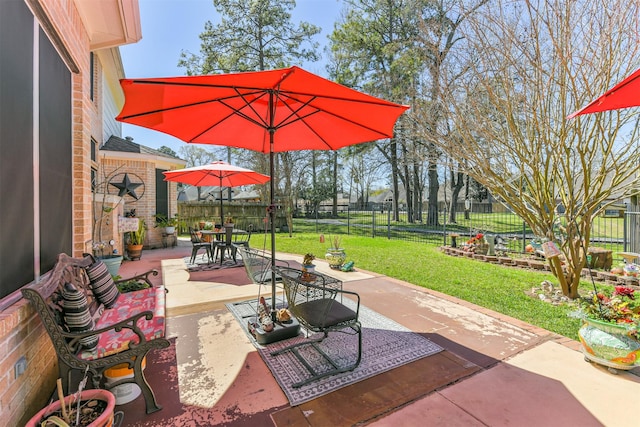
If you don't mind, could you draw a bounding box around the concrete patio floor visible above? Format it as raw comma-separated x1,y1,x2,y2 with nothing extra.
117,239,640,426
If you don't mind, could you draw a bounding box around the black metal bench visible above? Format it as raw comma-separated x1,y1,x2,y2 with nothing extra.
21,253,169,414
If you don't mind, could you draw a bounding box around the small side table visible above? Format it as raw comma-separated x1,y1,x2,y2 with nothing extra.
162,231,177,248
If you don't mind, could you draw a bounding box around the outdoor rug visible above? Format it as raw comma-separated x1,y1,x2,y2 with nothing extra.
226,297,444,406
184,253,244,271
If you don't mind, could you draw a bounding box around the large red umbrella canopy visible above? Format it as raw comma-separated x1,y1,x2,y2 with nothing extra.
117,66,408,314
116,65,408,152
568,68,640,118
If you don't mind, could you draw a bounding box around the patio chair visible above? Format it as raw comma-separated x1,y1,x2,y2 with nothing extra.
237,246,290,285
213,226,235,264
229,225,253,261
271,266,362,388
189,227,212,264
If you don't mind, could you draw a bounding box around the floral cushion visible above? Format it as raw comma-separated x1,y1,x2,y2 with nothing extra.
77,286,166,361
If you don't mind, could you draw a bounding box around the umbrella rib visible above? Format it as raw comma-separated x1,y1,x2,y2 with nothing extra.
273,92,396,146
187,88,273,144
117,90,263,121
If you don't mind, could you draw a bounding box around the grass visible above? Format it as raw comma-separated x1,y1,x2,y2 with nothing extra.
271,232,584,340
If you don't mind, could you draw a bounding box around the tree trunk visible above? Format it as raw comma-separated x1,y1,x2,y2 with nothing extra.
426,160,439,226
390,141,400,221
449,167,464,223
413,160,422,223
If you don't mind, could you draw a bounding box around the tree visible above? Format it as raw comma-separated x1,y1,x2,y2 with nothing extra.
156,145,177,157
179,0,320,74
329,0,426,222
178,146,216,201
178,0,322,218
330,0,487,226
432,0,640,298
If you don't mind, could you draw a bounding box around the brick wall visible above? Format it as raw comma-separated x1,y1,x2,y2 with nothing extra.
100,158,181,250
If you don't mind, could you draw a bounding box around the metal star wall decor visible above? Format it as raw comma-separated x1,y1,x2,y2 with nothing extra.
109,173,143,200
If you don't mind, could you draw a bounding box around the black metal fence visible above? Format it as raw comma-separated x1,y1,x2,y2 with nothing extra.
294,206,629,255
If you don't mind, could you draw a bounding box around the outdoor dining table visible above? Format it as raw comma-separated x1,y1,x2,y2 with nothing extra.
200,228,249,263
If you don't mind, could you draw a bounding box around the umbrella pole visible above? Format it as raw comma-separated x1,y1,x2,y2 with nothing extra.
268,90,278,321
269,148,277,320
220,177,224,226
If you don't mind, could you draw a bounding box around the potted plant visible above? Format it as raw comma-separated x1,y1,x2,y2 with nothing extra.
92,240,121,277
26,378,116,427
154,213,178,234
572,285,640,373
126,218,146,261
302,253,316,272
92,164,128,274
325,235,346,269
199,222,214,242
224,215,234,228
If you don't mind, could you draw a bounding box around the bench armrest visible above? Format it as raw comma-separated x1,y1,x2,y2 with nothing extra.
115,269,159,288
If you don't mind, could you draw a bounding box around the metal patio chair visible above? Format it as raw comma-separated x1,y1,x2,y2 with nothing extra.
271,266,362,388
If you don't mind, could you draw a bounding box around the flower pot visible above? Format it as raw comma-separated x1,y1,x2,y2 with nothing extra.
26,389,116,427
302,264,315,273
578,317,640,372
98,255,123,277
325,248,346,269
163,226,175,235
126,244,143,261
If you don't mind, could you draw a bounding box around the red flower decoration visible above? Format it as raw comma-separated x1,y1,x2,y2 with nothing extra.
614,286,635,299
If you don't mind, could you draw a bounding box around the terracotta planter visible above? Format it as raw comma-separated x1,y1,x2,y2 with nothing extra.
579,317,640,373
26,389,116,427
126,244,143,261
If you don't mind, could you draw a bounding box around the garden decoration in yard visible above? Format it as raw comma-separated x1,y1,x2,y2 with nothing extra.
462,233,488,255
572,285,640,373
325,235,346,269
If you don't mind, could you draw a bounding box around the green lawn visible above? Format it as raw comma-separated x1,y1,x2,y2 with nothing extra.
271,232,583,340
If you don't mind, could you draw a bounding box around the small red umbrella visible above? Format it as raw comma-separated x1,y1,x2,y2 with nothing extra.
163,161,270,225
568,68,640,118
117,66,409,312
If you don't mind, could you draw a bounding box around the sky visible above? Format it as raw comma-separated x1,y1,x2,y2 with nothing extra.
119,0,343,154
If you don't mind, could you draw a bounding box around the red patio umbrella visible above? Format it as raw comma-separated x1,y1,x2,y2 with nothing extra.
163,161,270,225
568,67,640,118
116,65,409,315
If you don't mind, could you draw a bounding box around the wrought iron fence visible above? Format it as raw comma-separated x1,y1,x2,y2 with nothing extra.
294,206,628,255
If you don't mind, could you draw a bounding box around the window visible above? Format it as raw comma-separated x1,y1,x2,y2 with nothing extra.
0,0,72,304
155,169,169,218
90,52,95,101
